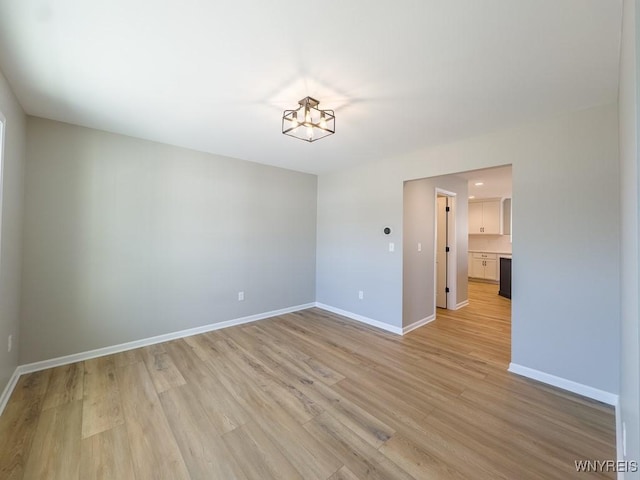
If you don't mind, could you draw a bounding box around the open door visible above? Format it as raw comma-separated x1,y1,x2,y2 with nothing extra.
436,195,448,308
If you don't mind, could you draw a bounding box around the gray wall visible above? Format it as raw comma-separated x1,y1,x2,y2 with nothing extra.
316,161,403,327
317,103,620,395
619,0,640,470
403,175,468,327
0,69,26,393
20,118,317,363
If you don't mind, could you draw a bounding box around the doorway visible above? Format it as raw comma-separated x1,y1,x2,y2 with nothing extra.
434,188,457,312
402,166,511,345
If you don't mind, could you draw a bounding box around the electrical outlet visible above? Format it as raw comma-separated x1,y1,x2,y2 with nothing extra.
358,290,364,300
238,291,245,301
8,334,12,353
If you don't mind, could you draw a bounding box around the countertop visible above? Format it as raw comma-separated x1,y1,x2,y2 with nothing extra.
469,250,512,256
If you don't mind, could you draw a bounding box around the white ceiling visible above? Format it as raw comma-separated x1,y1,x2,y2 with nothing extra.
0,1,622,174
456,165,512,199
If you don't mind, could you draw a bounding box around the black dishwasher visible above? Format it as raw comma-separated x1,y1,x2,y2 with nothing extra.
499,257,511,299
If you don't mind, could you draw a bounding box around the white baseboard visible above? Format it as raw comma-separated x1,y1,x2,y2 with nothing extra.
403,314,436,334
0,367,21,416
453,300,469,310
315,303,403,335
15,303,315,377
508,363,618,406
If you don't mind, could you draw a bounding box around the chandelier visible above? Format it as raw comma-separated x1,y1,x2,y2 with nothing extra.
282,97,335,142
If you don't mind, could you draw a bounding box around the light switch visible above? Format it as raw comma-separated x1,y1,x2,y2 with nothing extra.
418,242,422,252
389,242,395,252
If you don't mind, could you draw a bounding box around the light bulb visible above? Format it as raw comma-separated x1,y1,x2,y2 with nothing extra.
291,111,298,128
305,107,311,124
307,125,314,141
320,112,327,129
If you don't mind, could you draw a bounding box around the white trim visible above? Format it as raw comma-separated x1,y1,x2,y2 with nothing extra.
615,400,624,480
434,188,458,312
508,363,618,406
0,112,9,417
403,314,436,334
0,367,20,416
16,303,315,375
453,299,469,310
315,303,403,335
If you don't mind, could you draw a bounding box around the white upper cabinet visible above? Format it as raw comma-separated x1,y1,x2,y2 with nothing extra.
502,198,512,235
469,199,502,234
468,202,483,234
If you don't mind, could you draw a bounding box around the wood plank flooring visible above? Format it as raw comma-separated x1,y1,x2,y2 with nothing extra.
0,282,616,479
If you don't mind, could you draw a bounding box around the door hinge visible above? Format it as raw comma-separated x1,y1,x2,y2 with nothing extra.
445,246,450,252
445,287,450,293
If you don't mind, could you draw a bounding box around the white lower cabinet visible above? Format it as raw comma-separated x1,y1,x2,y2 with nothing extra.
468,252,498,280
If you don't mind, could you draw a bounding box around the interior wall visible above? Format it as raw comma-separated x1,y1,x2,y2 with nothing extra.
316,161,403,327
619,0,640,470
0,69,26,394
403,175,468,327
317,103,620,395
20,117,318,364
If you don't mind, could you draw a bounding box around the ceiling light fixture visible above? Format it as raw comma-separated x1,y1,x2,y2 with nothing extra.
282,97,335,142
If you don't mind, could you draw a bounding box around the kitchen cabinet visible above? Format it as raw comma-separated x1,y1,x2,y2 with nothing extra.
502,198,512,236
469,199,501,234
469,252,498,280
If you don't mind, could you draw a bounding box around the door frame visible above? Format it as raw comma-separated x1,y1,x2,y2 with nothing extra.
0,110,5,273
434,188,457,312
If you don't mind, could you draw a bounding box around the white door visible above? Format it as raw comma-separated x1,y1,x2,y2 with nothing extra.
436,196,448,308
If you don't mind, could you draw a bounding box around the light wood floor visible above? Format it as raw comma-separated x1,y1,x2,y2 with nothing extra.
0,282,615,479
